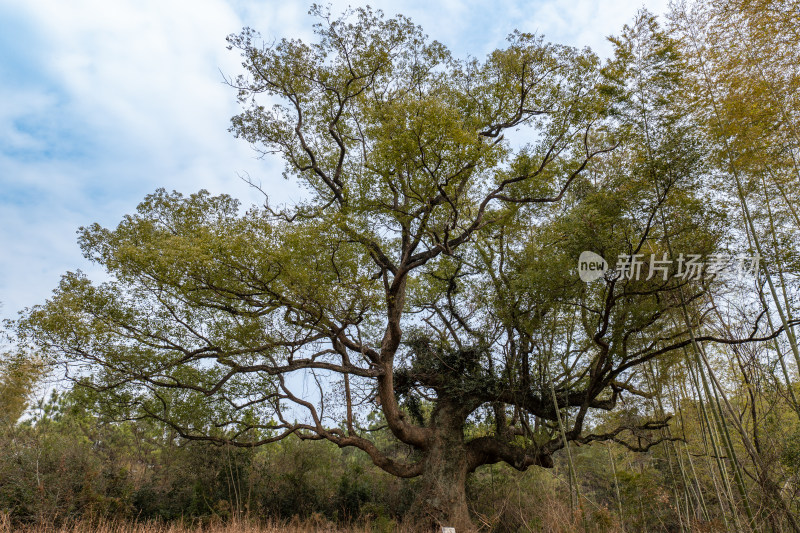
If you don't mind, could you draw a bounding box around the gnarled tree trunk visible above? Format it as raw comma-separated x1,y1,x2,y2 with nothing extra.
405,400,474,531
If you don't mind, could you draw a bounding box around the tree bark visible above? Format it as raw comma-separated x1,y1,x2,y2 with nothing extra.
405,400,474,532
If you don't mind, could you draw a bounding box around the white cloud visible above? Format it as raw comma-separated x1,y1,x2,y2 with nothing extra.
518,0,672,56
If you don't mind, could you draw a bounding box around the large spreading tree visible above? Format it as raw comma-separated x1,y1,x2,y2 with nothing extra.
18,8,791,529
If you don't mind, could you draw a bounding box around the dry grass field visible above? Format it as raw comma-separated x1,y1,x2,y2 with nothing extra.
0,515,413,533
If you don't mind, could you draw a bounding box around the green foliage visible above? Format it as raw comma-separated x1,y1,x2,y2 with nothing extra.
0,350,43,427
0,390,415,525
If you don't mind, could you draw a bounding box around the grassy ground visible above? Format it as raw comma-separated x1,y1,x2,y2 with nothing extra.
0,516,410,533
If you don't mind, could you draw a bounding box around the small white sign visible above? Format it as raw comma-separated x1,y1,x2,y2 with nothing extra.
441,528,456,533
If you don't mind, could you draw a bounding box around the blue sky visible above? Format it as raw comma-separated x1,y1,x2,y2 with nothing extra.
0,0,670,321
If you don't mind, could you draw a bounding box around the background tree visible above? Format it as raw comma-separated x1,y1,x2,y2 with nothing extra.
0,350,43,428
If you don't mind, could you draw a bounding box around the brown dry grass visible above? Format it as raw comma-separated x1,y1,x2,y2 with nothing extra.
0,514,410,533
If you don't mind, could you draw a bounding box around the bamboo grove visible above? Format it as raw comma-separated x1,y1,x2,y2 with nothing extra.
571,1,800,531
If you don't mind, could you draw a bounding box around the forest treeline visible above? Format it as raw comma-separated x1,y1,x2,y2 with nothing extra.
5,384,796,532
3,0,800,530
